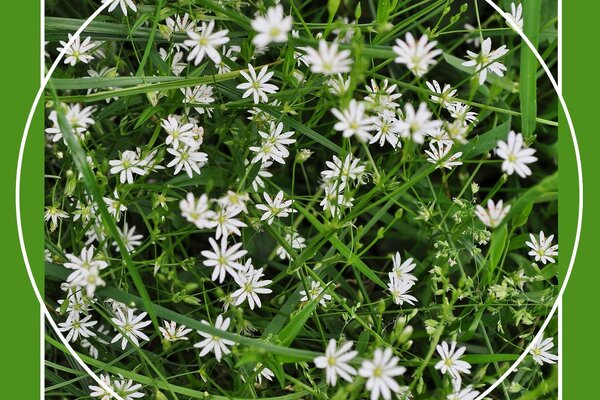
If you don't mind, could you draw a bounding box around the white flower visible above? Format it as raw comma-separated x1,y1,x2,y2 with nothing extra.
72,267,106,297
447,385,480,400
434,341,472,380
530,335,559,365
250,122,296,164
506,3,524,31
447,103,478,125
364,79,402,112
464,24,481,48
314,339,358,386
426,80,457,108
218,191,250,214
253,166,274,193
397,102,442,144
89,373,113,400
358,347,407,400
331,100,375,142
193,315,235,361
184,20,230,65
496,130,537,178
180,193,215,229
46,103,95,143
166,13,197,50
181,85,215,116
216,45,240,74
327,74,351,96
159,48,186,76
475,199,510,229
44,205,69,231
300,281,332,307
390,252,418,286
387,276,418,305
426,127,453,146
102,0,137,15
62,246,104,271
304,40,352,75
63,245,108,296
276,230,307,260
56,289,90,317
58,313,97,342
57,33,98,66
237,64,279,104
251,5,293,47
370,110,401,148
113,222,143,253
159,320,192,342
161,115,195,148
320,154,367,186
525,231,558,264
109,150,147,184
445,120,470,144
393,33,442,77
462,38,509,85
103,190,126,222
425,142,463,170
232,265,272,309
167,145,208,178
201,237,247,283
211,206,247,238
320,181,354,218
110,307,151,350
253,363,275,385
256,190,296,225
112,376,145,400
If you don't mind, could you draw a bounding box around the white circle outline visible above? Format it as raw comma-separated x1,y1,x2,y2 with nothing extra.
14,2,581,400
473,2,582,398
16,3,126,399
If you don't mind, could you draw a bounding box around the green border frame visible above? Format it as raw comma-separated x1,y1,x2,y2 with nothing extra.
0,0,43,396
0,0,594,397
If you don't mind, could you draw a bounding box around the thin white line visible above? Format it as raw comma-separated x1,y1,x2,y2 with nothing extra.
40,1,46,399
40,305,44,400
478,1,582,399
557,1,563,399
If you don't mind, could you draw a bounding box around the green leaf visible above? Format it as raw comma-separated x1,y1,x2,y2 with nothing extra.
487,225,508,284
295,203,387,289
264,108,343,154
507,172,558,221
459,120,511,158
278,297,320,347
56,69,244,103
520,0,542,138
377,0,390,26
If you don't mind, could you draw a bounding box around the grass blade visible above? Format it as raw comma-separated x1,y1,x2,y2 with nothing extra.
520,0,542,138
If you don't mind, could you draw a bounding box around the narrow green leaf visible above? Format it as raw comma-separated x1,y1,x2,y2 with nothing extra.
460,120,511,158
295,203,387,288
278,298,320,347
520,0,542,138
487,225,508,284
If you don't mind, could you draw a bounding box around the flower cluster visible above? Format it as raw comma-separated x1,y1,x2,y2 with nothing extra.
45,1,560,399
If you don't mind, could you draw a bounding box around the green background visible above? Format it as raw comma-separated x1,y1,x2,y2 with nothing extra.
0,0,592,398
